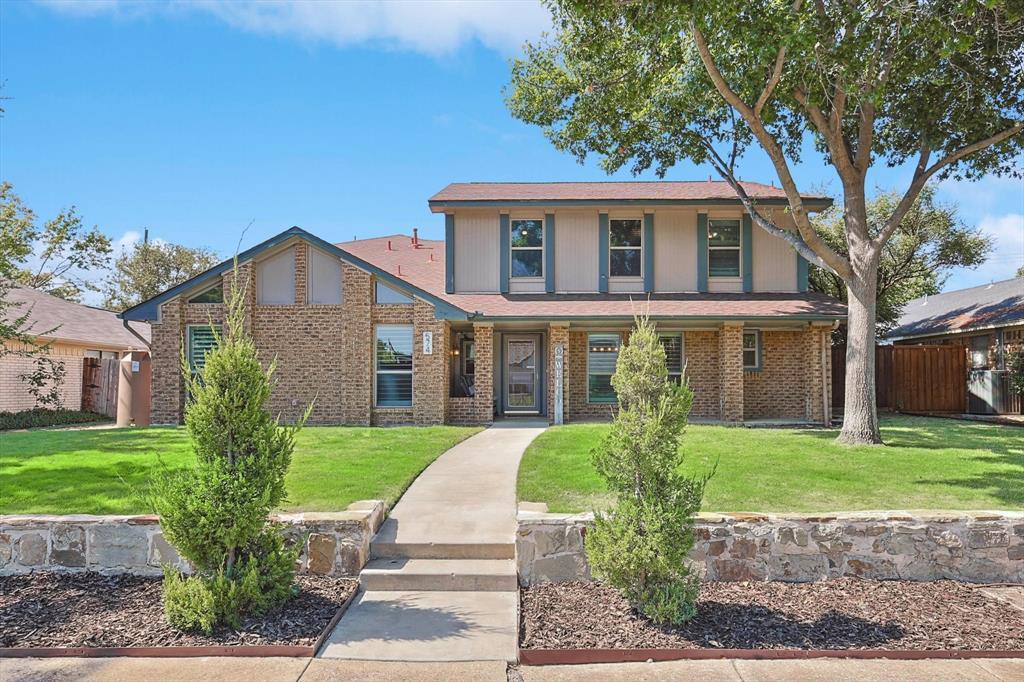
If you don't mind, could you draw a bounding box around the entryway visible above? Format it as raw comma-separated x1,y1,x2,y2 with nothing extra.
503,334,543,415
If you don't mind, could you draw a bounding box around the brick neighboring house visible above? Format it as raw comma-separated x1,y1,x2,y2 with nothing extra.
120,181,846,427
1,286,151,412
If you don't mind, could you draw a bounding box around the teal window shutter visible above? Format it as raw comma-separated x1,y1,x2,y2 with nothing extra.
598,213,609,293
545,213,556,293
499,214,510,294
697,213,708,292
643,213,654,293
188,325,220,373
742,214,753,293
445,214,455,294
797,253,809,292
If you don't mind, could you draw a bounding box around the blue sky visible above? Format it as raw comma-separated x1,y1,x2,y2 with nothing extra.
2,0,1021,306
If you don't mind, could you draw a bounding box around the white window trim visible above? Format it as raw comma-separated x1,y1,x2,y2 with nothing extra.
586,332,622,404
708,218,743,280
609,218,643,279
374,324,414,408
510,218,545,280
186,323,222,373
742,329,761,371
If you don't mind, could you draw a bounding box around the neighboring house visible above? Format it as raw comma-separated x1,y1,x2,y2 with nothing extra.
887,277,1024,369
887,277,1024,415
1,286,151,412
120,181,846,427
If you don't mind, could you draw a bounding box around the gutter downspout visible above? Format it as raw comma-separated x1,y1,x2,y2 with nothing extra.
122,319,151,350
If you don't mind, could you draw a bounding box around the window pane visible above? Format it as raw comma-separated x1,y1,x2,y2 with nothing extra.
743,349,758,368
257,249,296,305
188,326,220,372
511,250,543,278
376,325,413,371
376,373,412,407
659,334,683,373
308,247,342,304
588,333,620,403
742,332,757,350
588,375,617,403
709,220,740,247
189,285,223,304
375,281,414,304
610,219,642,246
709,249,740,277
511,219,543,248
610,248,642,277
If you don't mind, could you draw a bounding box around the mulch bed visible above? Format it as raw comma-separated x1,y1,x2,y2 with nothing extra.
0,572,357,649
521,580,1024,651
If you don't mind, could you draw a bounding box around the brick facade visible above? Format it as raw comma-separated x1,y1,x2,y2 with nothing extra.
146,237,833,427
0,341,86,412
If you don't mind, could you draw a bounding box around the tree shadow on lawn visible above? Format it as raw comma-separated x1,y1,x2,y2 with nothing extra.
0,463,178,515
2,427,189,458
796,416,1022,456
914,452,1024,508
653,601,905,650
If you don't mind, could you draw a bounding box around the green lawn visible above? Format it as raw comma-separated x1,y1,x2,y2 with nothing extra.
0,425,481,515
518,416,1023,513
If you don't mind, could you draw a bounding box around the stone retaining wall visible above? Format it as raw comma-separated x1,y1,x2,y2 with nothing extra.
517,509,1024,585
0,500,385,578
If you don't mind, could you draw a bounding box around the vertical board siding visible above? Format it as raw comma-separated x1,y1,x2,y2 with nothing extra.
499,213,510,294
653,209,697,292
445,214,455,293
831,344,966,413
797,254,809,292
544,213,556,293
643,213,655,293
453,211,500,292
752,223,799,292
696,213,709,293
742,214,753,293
555,210,600,292
598,213,609,293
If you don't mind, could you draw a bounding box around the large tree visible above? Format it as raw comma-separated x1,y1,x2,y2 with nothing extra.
0,182,112,302
506,0,1023,444
102,239,219,311
810,187,992,340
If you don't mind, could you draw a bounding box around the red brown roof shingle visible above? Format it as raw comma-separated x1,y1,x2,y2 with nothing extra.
3,286,151,349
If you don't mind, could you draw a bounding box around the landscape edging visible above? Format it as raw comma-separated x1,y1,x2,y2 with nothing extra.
0,500,386,578
516,509,1024,584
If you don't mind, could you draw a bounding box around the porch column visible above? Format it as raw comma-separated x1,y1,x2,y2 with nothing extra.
472,322,494,424
413,303,448,426
547,323,570,424
805,322,832,425
719,322,744,422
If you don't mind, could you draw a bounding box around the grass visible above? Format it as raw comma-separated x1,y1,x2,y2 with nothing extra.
0,425,481,515
517,416,1023,513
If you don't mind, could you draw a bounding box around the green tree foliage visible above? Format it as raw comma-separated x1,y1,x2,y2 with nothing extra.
149,269,309,633
809,187,992,339
103,239,219,311
506,0,1023,445
1008,349,1024,397
586,314,710,625
0,182,111,302
1016,265,1024,279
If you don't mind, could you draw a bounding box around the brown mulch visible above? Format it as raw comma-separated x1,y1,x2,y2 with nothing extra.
520,580,1024,651
0,572,357,649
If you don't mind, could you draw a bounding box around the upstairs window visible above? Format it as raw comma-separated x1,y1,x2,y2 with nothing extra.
659,333,684,384
510,219,544,278
609,219,642,277
187,325,221,374
256,249,296,305
308,246,343,304
588,333,621,403
742,330,761,370
375,324,413,407
375,281,414,304
188,284,223,304
708,219,741,277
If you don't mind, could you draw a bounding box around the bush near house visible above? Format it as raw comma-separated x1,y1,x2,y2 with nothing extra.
0,408,108,431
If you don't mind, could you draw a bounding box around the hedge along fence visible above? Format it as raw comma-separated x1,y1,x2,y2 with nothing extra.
516,509,1024,585
0,501,384,577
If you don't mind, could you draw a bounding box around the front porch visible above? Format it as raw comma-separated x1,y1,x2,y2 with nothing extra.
444,320,833,426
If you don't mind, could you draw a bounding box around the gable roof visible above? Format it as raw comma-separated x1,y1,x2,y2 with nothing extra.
887,277,1024,340
4,285,150,349
118,226,467,322
340,234,847,321
428,181,832,209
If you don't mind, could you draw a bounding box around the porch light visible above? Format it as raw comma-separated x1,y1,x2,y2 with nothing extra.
452,348,460,356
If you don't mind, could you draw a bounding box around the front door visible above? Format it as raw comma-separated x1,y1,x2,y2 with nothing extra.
505,336,539,413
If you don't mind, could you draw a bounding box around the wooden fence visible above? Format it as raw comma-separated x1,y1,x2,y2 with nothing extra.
82,357,118,418
832,344,967,414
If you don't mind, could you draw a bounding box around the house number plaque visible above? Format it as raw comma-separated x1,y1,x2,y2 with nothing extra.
422,331,433,355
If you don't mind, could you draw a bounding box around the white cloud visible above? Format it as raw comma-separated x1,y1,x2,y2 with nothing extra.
951,212,1024,288
113,229,141,254
37,0,553,55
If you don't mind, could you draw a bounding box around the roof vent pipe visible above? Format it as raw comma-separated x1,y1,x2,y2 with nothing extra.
412,228,419,246
387,239,392,251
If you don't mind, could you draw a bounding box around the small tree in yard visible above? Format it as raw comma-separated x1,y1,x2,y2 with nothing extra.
150,267,310,634
1008,349,1024,398
586,314,711,625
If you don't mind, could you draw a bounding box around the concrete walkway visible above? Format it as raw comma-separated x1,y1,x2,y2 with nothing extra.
319,420,548,663
6,657,1022,681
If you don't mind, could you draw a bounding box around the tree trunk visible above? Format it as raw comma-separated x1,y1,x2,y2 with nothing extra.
838,272,883,445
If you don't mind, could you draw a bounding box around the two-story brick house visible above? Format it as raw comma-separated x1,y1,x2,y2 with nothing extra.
120,181,845,427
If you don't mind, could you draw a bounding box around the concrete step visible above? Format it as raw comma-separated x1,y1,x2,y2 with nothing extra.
360,558,518,592
370,541,515,560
